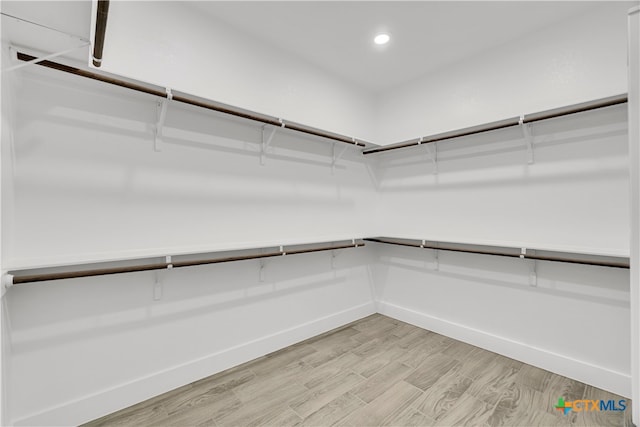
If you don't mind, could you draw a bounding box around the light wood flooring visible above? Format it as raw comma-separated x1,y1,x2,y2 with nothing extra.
84,314,632,426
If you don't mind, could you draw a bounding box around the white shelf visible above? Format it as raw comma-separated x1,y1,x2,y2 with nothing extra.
4,234,367,271
384,234,630,259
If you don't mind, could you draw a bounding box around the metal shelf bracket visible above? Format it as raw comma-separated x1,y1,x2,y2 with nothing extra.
520,248,537,286
261,124,278,165
520,115,534,164
332,142,349,175
154,88,173,152
427,141,438,174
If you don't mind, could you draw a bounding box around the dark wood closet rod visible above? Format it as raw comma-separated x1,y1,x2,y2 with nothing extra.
7,240,365,285
362,94,628,155
91,0,109,67
365,237,630,269
16,52,369,148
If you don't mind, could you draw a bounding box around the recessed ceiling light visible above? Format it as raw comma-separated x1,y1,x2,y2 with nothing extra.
374,34,390,45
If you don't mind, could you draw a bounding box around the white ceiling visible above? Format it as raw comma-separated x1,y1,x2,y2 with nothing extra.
2,1,610,93
187,1,603,93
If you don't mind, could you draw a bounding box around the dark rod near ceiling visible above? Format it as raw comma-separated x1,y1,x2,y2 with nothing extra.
16,52,369,148
365,237,630,269
92,0,110,67
7,241,365,285
362,93,628,155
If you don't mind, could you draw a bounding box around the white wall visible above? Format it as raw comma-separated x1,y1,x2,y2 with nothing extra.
97,1,377,143
627,5,640,425
4,66,377,269
374,103,629,256
375,2,632,144
1,65,377,425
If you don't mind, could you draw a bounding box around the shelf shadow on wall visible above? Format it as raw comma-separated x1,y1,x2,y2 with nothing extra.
372,105,627,189
7,271,354,355
375,256,629,309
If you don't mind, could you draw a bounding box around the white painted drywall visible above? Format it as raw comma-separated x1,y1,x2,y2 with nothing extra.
96,1,377,143
627,5,640,425
375,2,632,145
4,66,377,269
375,103,629,257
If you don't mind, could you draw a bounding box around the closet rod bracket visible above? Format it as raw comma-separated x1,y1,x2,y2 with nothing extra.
520,248,537,286
426,142,438,174
1,273,14,295
332,142,349,175
520,115,534,164
259,259,266,282
261,124,278,165
3,43,90,73
154,88,173,152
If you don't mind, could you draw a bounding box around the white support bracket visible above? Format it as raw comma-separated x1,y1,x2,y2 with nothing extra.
154,88,173,152
1,274,13,297
261,124,278,166
331,142,349,175
426,141,438,174
520,248,537,286
153,271,163,301
279,245,286,256
529,259,538,287
520,115,534,164
3,43,90,73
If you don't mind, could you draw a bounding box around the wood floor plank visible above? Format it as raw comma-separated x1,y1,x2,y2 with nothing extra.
302,392,366,426
341,381,423,426
160,389,241,426
217,381,308,426
164,369,255,416
486,381,549,426
435,392,496,427
350,361,414,403
456,348,499,381
384,405,437,427
302,351,362,389
390,322,421,339
395,335,451,369
514,363,555,392
301,337,362,369
395,326,434,350
465,357,521,405
412,367,472,420
404,353,460,391
289,371,364,418
242,405,303,427
232,358,310,403
352,345,407,378
246,343,317,376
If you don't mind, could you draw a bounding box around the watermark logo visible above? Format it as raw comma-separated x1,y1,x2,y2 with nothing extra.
554,397,627,415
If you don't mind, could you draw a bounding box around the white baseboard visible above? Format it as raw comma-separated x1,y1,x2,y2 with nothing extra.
378,301,631,398
13,302,376,427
